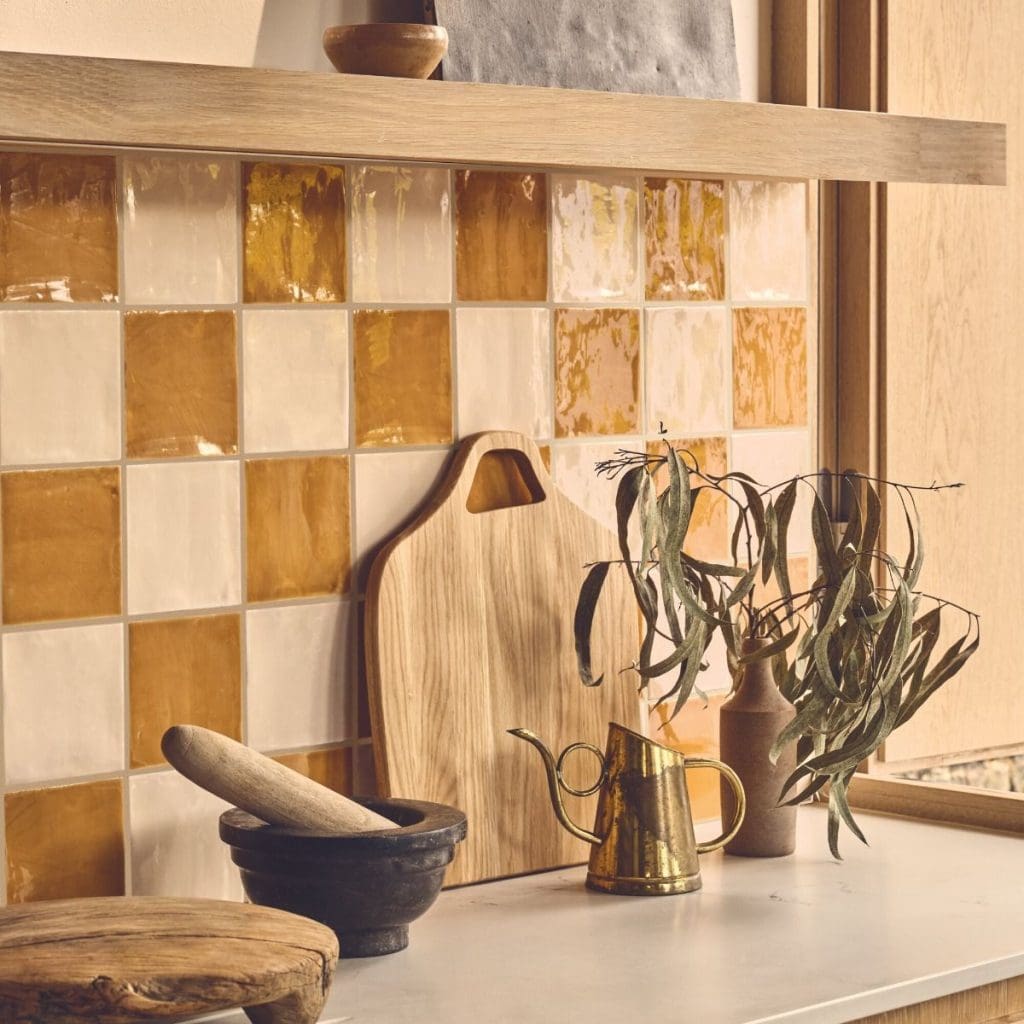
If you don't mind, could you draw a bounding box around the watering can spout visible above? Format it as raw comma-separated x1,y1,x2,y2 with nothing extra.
507,728,602,845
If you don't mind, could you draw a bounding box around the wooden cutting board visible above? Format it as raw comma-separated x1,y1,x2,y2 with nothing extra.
366,430,640,885
0,897,338,1023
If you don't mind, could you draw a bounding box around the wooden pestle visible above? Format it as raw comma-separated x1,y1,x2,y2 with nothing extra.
161,725,395,833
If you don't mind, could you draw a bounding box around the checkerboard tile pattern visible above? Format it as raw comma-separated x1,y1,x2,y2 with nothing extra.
0,149,813,902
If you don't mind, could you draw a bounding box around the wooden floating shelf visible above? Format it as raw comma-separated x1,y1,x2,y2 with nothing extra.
0,51,1006,185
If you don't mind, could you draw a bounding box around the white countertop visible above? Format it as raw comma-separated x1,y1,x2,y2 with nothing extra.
204,806,1024,1024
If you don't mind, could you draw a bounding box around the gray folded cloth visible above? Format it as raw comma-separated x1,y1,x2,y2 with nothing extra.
432,0,739,100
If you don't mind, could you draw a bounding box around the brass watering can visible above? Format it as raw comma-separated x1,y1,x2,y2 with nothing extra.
509,722,746,895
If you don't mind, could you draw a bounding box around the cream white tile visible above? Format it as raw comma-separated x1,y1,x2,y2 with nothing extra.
730,430,813,553
729,180,808,301
126,461,241,614
129,770,243,900
350,165,452,302
551,173,639,302
246,600,354,751
551,441,640,537
124,156,238,304
3,623,124,785
353,449,450,583
646,307,730,435
456,308,552,439
0,311,121,465
242,309,349,453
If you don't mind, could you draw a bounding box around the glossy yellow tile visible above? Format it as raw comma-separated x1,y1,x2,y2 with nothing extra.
729,180,807,301
129,614,243,769
274,747,354,795
246,456,351,602
2,467,121,625
124,156,238,304
350,165,451,302
0,152,118,303
647,436,729,562
455,171,547,301
243,162,346,303
6,780,125,902
733,307,808,428
644,178,725,301
554,308,640,437
551,173,639,302
353,309,452,447
125,310,238,459
649,695,725,823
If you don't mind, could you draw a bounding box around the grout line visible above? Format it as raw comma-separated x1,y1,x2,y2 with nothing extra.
235,157,249,751
343,166,361,750
117,151,133,896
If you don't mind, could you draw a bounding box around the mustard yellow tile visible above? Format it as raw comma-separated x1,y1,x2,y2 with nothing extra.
644,178,725,301
353,309,452,447
243,162,346,303
554,308,640,437
2,467,121,625
129,614,243,769
0,152,118,303
732,307,808,428
246,456,351,602
6,780,125,902
274,746,354,795
650,694,726,823
647,436,729,562
125,310,238,459
455,171,547,301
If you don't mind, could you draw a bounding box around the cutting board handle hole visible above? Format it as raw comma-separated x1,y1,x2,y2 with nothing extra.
465,450,547,514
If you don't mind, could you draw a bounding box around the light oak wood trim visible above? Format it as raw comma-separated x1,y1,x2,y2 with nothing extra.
851,974,1024,1023
0,51,1005,184
847,775,1024,835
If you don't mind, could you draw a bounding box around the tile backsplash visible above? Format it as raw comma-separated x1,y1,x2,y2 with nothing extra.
0,148,813,903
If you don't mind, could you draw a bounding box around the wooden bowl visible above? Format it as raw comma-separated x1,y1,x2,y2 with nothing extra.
322,23,448,79
220,796,467,957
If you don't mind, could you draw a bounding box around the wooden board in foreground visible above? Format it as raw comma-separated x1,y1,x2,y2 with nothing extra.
0,896,339,1024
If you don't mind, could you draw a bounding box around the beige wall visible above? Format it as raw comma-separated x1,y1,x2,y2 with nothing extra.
0,0,769,101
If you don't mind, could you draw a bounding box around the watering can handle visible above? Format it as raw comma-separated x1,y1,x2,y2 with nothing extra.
687,758,747,854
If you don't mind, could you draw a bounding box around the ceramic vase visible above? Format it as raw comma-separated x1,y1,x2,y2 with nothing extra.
719,636,797,857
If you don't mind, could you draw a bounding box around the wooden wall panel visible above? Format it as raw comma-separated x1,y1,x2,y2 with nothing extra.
880,1,1024,761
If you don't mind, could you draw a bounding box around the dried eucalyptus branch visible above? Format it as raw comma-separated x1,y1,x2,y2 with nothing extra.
573,441,980,858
